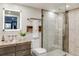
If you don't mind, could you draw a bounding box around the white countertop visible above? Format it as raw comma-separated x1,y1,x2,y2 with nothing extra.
0,39,31,48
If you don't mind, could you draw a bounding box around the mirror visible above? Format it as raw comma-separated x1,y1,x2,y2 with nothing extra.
3,9,21,31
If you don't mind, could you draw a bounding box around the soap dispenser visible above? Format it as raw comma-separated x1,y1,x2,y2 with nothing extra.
2,35,5,42
1,29,5,42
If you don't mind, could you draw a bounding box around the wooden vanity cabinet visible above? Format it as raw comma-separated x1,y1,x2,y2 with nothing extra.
16,42,31,56
2,53,15,56
0,45,16,56
0,41,31,56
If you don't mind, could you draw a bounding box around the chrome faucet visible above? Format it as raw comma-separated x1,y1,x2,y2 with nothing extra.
8,35,17,42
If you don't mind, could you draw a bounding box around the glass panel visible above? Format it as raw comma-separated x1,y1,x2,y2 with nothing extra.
43,3,65,52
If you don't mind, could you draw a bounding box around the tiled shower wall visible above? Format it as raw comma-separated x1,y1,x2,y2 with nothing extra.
0,3,41,49
43,11,65,51
69,9,79,55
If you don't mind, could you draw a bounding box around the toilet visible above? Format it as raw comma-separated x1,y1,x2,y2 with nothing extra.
32,48,47,56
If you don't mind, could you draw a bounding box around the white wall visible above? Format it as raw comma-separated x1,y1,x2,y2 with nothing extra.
0,3,41,49
69,9,79,55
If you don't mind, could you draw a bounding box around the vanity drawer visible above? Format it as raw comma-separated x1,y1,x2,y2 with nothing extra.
16,50,27,56
1,53,15,56
16,50,31,56
26,49,31,56
16,42,31,51
0,46,15,55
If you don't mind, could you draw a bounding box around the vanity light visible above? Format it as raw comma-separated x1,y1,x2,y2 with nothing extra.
7,11,11,14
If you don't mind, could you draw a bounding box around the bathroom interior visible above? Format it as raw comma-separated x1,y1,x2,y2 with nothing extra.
0,3,79,56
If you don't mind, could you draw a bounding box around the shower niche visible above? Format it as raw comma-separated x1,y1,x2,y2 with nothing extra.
39,26,42,32
27,26,33,33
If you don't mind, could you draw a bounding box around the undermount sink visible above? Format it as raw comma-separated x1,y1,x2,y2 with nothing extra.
0,38,30,46
0,40,16,46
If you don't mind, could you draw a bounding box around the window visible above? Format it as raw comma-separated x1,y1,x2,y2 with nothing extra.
3,9,21,31
5,16,17,29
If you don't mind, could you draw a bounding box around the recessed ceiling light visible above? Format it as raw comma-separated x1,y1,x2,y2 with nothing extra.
48,11,55,18
66,5,70,8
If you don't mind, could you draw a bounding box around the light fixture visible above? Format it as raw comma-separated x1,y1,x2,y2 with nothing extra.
66,5,70,8
48,11,55,18
7,11,11,14
51,9,56,12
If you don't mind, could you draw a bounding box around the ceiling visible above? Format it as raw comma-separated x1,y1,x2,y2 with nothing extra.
19,3,79,12
66,3,79,11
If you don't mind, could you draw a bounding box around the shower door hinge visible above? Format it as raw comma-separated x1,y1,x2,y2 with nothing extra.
42,15,44,17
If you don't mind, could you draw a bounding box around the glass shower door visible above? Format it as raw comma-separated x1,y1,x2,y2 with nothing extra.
43,10,64,52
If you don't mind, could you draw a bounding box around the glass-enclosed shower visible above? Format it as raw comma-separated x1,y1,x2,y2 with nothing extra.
42,10,65,52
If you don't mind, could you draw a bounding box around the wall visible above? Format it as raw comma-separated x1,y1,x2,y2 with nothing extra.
0,3,41,49
43,11,65,52
69,9,79,55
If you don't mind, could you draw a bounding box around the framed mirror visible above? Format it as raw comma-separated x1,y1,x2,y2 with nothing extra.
3,8,21,31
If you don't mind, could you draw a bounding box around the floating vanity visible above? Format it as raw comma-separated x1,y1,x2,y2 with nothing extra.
0,40,31,56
